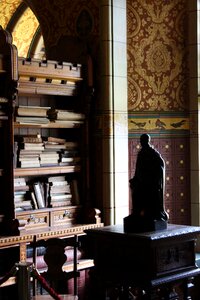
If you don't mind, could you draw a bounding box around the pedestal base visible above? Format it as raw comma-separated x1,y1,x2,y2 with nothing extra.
123,214,167,233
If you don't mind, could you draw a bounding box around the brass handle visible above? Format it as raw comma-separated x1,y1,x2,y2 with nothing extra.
63,210,72,218
28,214,35,223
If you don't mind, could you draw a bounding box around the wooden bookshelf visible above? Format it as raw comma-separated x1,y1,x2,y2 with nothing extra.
0,26,100,236
0,24,102,299
14,166,81,177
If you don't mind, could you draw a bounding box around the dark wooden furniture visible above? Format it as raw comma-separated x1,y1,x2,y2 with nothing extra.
86,224,200,299
0,25,104,299
0,223,103,297
0,26,98,235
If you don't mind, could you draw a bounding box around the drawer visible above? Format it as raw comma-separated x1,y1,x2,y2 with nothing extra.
50,206,81,227
17,210,49,230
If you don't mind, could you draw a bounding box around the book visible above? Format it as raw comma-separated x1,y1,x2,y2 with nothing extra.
19,149,44,155
47,109,85,121
14,185,29,192
50,200,72,207
49,180,69,186
39,153,59,159
15,200,32,208
49,185,71,194
47,136,66,144
50,193,72,201
20,161,40,168
16,105,50,117
50,119,84,126
19,157,40,162
31,191,38,209
33,182,45,208
14,177,26,186
44,143,70,150
14,194,26,202
20,142,44,149
60,150,79,157
15,116,50,124
60,157,80,163
47,176,66,182
17,134,43,143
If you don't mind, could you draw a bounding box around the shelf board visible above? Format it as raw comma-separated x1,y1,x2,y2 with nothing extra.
14,165,81,177
14,121,83,129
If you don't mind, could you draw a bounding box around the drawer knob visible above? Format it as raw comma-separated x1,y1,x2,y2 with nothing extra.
63,210,72,218
28,214,35,223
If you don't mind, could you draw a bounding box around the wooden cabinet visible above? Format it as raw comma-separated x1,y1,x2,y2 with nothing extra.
0,26,101,236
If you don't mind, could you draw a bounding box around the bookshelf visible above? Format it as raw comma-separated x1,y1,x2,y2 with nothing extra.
0,26,101,236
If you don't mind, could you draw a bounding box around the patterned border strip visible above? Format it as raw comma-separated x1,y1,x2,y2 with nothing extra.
0,223,104,248
128,114,189,132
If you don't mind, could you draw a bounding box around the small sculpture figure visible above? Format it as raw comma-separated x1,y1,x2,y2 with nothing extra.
124,134,168,232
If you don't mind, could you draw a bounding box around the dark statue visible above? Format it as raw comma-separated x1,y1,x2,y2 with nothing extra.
124,134,169,232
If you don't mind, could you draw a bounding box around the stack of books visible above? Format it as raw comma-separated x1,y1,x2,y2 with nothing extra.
48,176,72,207
14,177,33,211
47,108,85,125
15,105,50,125
39,152,60,167
15,135,80,169
17,135,44,168
43,137,80,166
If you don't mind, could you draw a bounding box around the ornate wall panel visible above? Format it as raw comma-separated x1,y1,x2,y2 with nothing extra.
0,1,40,57
127,0,190,225
0,0,22,28
127,0,188,112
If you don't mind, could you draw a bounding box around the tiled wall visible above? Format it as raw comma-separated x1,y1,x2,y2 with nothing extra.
129,136,191,225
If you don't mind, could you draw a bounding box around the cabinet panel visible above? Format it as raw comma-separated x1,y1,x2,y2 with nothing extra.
50,206,81,227
17,210,49,230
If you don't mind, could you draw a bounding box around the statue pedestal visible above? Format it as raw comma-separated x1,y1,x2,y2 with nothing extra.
123,214,167,233
85,224,200,300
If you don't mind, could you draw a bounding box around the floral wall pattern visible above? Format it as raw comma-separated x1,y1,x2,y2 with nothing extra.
127,0,188,112
127,0,191,225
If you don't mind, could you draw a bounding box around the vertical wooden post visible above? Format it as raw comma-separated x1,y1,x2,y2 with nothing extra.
16,262,32,300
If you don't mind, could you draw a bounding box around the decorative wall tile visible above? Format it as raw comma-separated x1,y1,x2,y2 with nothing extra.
127,0,188,112
128,136,191,224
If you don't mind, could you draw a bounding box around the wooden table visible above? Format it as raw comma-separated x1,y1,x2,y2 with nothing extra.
0,223,103,292
0,223,103,262
86,224,200,299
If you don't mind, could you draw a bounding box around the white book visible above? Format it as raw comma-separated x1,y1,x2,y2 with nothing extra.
33,183,45,208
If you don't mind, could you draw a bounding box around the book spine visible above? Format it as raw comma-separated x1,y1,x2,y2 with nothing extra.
33,183,45,208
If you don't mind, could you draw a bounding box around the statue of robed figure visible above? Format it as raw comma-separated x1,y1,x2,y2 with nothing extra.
124,134,169,233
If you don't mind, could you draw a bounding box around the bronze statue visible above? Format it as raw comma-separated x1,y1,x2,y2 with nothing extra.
124,134,168,232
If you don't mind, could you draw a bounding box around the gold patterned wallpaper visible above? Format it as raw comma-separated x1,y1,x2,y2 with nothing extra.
0,0,22,27
0,0,40,57
127,0,188,113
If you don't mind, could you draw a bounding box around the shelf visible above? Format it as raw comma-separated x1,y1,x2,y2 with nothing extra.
14,165,81,177
14,121,83,129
